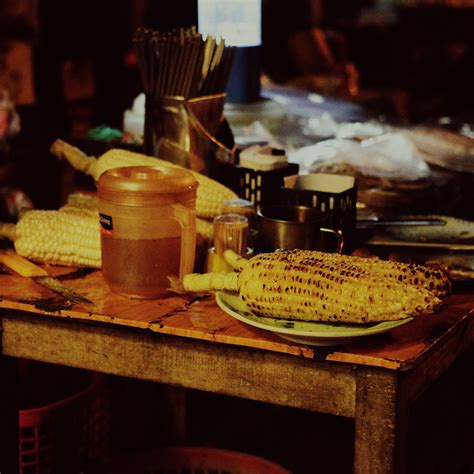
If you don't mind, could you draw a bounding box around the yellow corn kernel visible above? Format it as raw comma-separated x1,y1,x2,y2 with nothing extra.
280,249,451,297
183,249,443,324
62,192,214,241
0,210,101,268
50,140,237,219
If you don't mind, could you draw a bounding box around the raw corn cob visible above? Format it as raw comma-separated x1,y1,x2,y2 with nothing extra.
62,192,98,211
183,249,444,323
62,192,215,240
50,139,237,219
0,210,101,268
59,192,99,218
0,191,213,269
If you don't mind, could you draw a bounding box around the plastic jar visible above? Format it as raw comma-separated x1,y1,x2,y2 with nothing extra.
97,165,198,298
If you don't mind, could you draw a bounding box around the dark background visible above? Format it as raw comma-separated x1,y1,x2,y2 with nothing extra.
1,0,473,211
0,2,473,472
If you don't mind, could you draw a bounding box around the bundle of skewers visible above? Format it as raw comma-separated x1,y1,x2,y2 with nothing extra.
133,26,237,158
133,26,236,100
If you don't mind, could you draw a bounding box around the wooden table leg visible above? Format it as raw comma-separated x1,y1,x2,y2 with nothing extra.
354,368,409,474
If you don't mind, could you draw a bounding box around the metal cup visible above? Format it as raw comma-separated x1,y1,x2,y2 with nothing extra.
257,205,344,253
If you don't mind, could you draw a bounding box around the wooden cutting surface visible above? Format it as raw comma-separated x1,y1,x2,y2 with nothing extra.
0,264,472,369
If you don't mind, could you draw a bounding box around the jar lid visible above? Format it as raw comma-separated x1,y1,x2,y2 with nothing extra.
97,165,198,206
98,165,197,194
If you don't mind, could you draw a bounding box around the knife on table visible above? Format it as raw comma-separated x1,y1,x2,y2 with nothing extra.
0,250,94,305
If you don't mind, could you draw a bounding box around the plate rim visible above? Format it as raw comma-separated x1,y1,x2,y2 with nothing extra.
215,291,413,340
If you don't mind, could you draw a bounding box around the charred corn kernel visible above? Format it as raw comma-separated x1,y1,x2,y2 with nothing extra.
343,255,451,297
184,249,442,324
279,250,451,297
50,140,237,219
239,251,440,323
0,210,101,268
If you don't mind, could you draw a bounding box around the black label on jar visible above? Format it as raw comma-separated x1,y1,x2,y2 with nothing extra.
99,213,113,236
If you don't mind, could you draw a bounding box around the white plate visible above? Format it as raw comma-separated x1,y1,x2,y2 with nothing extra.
216,291,414,346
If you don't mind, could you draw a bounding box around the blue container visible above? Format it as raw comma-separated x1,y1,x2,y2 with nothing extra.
226,46,261,104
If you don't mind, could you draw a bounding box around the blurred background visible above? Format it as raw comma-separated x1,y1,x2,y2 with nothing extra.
1,0,473,210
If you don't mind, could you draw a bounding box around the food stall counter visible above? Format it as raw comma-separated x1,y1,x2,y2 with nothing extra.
0,263,472,473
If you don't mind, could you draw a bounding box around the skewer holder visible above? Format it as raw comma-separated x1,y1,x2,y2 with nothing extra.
144,93,236,175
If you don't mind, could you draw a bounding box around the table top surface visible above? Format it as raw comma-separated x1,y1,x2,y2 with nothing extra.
0,264,472,371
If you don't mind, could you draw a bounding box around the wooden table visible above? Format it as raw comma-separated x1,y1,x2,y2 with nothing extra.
0,265,473,473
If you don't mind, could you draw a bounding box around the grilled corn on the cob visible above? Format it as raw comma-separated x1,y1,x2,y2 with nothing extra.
50,139,237,219
274,249,451,297
183,249,445,323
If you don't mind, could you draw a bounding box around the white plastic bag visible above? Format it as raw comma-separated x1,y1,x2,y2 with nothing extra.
288,133,430,181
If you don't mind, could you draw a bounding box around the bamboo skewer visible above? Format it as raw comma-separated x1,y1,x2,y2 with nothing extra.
176,36,193,96
133,26,236,99
186,38,204,99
